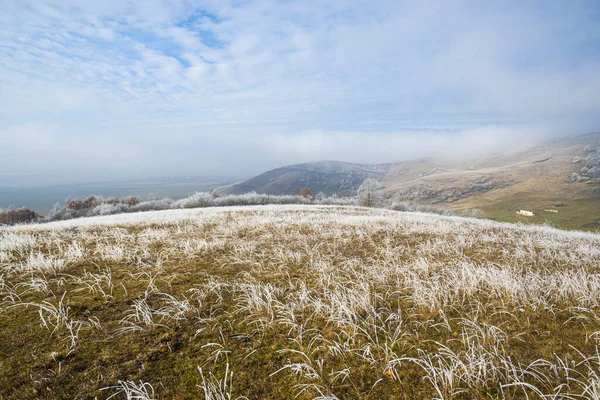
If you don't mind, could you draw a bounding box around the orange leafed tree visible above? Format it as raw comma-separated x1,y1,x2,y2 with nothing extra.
299,187,314,202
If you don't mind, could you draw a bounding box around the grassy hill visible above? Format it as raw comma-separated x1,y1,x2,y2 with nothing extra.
1,205,600,399
381,132,600,228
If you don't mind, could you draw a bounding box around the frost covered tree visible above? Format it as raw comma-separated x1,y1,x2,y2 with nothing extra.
357,178,380,207
299,187,314,202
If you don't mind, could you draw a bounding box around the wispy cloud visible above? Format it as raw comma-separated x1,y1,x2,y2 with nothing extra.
1,0,599,183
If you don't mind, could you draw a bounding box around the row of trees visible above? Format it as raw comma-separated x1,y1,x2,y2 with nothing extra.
298,177,381,207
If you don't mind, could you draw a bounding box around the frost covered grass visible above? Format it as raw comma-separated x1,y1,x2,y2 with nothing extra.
0,205,599,399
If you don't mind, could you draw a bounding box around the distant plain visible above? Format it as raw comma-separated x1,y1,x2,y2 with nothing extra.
0,179,233,215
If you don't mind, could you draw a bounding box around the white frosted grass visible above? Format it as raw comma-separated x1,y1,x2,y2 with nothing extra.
176,238,227,259
63,241,87,261
0,251,10,263
15,276,50,294
2,206,599,313
397,261,600,311
118,292,195,334
17,252,66,274
1,205,600,398
118,296,160,333
197,363,248,400
68,268,114,300
3,205,597,252
95,243,128,263
0,232,38,252
100,380,155,400
139,228,171,244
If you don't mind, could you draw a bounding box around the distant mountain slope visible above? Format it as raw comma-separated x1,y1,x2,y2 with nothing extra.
218,161,396,196
382,132,600,203
216,132,600,230
378,132,600,229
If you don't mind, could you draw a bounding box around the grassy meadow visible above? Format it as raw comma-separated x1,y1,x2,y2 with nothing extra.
473,196,600,232
1,205,600,399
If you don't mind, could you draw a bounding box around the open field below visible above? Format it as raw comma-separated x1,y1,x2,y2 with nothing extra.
1,205,600,399
453,196,600,232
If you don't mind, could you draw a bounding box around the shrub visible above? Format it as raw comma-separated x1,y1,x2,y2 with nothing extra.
390,201,455,216
461,208,486,218
124,196,140,207
66,199,84,210
299,187,314,202
0,208,41,226
172,192,211,209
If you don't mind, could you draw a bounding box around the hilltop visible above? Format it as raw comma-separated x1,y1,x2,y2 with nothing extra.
218,161,396,197
1,205,600,399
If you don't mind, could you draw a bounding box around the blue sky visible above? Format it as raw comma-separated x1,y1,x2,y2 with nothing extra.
1,0,599,185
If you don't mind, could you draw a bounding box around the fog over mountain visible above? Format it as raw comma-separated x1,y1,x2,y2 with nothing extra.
1,1,599,186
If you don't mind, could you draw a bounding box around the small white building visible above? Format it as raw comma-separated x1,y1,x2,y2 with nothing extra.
516,210,535,216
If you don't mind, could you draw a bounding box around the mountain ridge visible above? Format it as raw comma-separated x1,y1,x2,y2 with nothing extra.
218,160,397,196
217,132,600,229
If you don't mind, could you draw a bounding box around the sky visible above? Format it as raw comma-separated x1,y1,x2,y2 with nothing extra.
1,0,600,186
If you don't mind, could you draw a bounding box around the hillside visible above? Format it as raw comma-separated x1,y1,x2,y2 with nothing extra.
1,206,600,399
218,161,396,196
380,132,600,228
219,133,600,230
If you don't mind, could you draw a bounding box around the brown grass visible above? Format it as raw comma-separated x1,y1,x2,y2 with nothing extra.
1,205,599,399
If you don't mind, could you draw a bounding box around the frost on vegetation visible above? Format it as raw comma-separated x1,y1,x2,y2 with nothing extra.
101,380,155,400
17,252,66,274
0,251,10,263
357,178,381,207
68,268,114,299
96,243,128,263
2,188,457,227
178,238,227,258
10,293,100,351
118,293,195,333
198,363,248,400
64,241,87,261
0,206,599,398
0,232,37,252
15,276,50,294
41,192,358,223
139,228,171,243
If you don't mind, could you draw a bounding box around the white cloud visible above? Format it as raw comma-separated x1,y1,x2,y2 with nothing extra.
265,126,550,165
0,0,599,185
